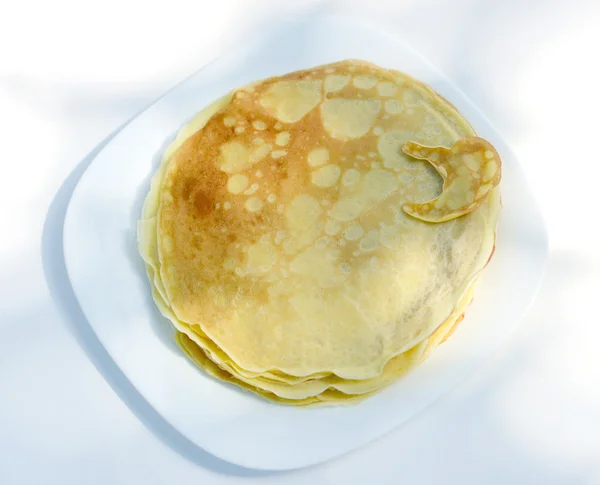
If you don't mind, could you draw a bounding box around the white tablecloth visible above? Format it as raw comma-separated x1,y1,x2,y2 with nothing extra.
1,0,599,483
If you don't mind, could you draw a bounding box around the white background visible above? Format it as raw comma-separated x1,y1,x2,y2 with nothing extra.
1,0,599,483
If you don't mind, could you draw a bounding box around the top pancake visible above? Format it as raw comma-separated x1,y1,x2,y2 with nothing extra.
155,60,500,379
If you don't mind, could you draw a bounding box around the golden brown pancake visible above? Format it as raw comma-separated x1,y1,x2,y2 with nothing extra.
138,59,501,405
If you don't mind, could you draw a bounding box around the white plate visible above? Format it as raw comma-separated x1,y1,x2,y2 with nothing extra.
63,13,548,471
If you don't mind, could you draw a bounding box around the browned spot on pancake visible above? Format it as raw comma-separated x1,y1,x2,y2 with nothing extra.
194,191,213,216
180,177,194,202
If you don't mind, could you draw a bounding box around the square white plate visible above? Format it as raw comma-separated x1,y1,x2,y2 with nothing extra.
63,13,548,471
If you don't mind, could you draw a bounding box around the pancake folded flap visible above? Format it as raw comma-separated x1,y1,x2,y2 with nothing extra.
401,137,502,223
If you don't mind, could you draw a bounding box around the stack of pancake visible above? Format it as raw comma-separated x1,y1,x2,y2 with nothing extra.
138,60,501,406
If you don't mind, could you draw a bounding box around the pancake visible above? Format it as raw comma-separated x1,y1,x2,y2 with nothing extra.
176,284,472,405
177,283,473,399
176,333,375,406
138,59,501,404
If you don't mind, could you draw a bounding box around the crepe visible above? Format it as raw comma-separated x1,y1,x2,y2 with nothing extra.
179,284,474,401
176,283,473,405
138,59,501,404
176,333,375,406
